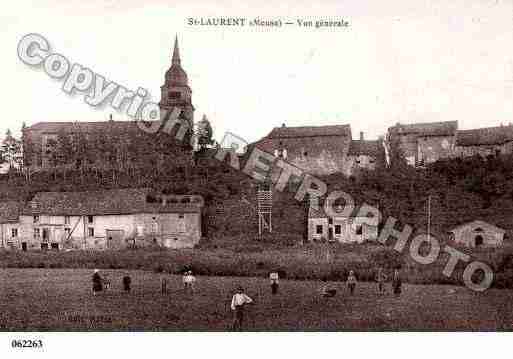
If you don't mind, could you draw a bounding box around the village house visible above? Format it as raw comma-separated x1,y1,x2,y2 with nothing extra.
346,132,385,175
307,203,378,243
10,188,203,251
253,123,353,176
454,125,513,158
387,121,458,167
0,201,22,250
448,220,506,248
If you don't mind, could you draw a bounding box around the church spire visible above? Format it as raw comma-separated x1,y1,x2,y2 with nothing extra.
172,35,181,65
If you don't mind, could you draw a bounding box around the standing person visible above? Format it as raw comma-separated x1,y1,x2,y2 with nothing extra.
376,267,387,295
269,272,279,295
347,270,357,295
92,269,103,296
161,275,167,295
187,271,196,294
392,268,402,297
123,275,131,293
231,286,254,331
182,270,189,292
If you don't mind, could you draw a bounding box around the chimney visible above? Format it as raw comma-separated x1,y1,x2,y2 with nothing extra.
360,131,364,141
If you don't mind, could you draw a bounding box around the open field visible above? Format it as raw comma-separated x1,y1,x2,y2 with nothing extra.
1,269,513,331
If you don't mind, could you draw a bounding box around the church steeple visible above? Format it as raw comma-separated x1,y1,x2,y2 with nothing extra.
172,35,181,65
160,34,194,128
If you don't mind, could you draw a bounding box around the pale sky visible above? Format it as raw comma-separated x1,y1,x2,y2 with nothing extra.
1,0,512,143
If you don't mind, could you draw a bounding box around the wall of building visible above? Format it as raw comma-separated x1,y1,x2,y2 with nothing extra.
454,141,513,158
14,212,201,250
346,155,377,175
417,136,455,164
452,227,504,247
308,217,378,243
0,222,20,249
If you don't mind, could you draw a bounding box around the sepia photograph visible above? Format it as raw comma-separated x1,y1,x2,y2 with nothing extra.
1,0,513,356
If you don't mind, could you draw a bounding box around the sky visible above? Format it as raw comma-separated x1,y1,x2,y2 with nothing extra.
1,0,512,143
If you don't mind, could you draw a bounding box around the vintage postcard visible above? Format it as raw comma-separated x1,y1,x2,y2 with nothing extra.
1,0,513,357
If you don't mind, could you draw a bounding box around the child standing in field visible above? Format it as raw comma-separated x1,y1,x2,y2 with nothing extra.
376,267,387,295
231,286,254,331
347,270,357,295
183,271,196,294
92,269,103,296
392,269,402,297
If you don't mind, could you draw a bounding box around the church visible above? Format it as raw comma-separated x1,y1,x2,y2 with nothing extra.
22,36,195,170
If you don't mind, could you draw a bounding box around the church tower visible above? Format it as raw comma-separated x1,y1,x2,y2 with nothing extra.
159,35,194,128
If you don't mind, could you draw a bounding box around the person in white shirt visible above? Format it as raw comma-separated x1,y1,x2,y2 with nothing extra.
231,286,253,331
183,271,196,294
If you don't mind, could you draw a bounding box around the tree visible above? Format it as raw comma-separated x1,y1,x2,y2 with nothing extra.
0,129,23,172
196,114,214,150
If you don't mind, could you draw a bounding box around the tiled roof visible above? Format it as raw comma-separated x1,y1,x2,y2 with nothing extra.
389,121,457,137
267,125,351,139
0,201,22,223
348,140,383,157
456,126,513,146
22,188,203,216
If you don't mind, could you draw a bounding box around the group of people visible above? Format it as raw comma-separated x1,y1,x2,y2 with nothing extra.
320,268,403,298
90,266,403,330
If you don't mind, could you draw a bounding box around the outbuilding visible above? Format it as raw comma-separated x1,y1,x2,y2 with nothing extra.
448,220,505,248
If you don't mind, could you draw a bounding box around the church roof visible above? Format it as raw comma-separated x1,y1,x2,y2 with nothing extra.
165,36,188,86
25,121,144,133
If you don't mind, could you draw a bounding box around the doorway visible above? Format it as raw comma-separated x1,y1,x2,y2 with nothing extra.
51,243,59,251
475,235,484,247
21,242,27,251
41,243,49,250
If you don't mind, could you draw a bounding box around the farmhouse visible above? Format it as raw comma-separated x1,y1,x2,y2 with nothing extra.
254,124,353,176
0,201,22,250
347,132,385,174
448,220,505,248
387,120,458,167
454,125,513,158
307,203,378,243
8,188,203,251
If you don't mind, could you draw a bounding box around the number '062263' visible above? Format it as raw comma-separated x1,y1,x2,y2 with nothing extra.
11,339,43,348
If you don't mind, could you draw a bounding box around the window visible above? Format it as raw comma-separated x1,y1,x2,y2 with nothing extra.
168,91,181,99
64,228,71,237
303,151,308,157
356,225,363,235
178,214,184,219
64,216,70,225
87,216,94,224
88,227,94,237
34,228,40,239
316,225,323,234
334,225,341,235
33,215,39,224
328,218,333,225
11,228,18,238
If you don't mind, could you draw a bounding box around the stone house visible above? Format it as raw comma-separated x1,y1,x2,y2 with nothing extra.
0,201,22,250
448,220,505,248
13,188,203,251
387,121,458,166
254,124,353,176
307,203,378,243
454,125,513,158
346,132,385,175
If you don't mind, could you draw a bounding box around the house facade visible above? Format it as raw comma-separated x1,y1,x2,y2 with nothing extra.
448,220,505,248
4,189,203,251
0,201,22,250
387,121,458,167
254,124,353,176
454,125,513,158
346,132,385,175
307,204,378,243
